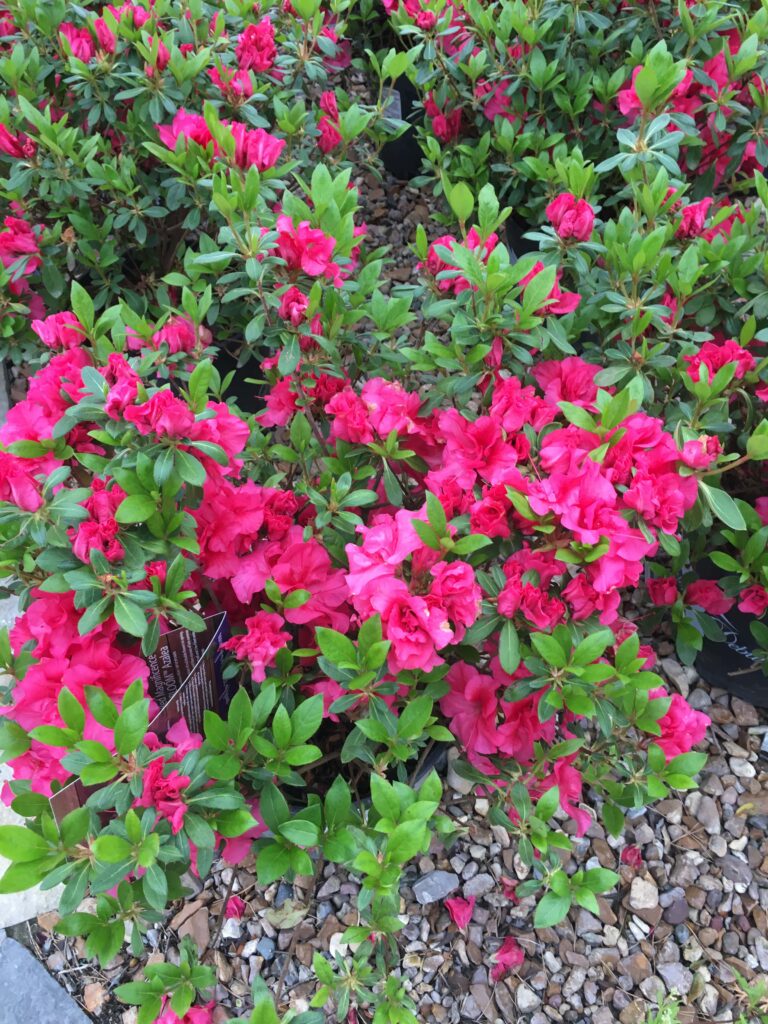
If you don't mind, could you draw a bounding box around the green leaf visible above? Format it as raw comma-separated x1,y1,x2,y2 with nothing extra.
259,782,289,831
572,629,614,666
214,807,256,838
113,596,148,638
559,402,597,431
92,835,133,864
0,859,51,892
143,862,168,910
451,534,492,554
278,820,319,847
535,785,559,823
425,491,447,535
114,981,158,1006
370,775,400,822
324,776,352,830
257,842,291,886
397,696,433,739
700,481,747,531
315,627,356,666
153,447,176,487
70,281,94,332
0,826,50,863
533,890,571,928
58,688,85,734
602,803,624,838
499,620,520,674
531,632,569,668
116,494,156,524
272,705,292,749
448,182,475,223
175,449,206,486
85,687,119,728
251,979,281,1024
385,821,426,864
411,519,442,550
583,868,618,893
114,699,149,755
290,695,323,744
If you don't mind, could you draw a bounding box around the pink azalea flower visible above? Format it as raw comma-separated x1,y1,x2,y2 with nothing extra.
236,17,277,73
229,122,286,171
676,197,713,238
490,936,524,982
371,579,453,674
156,999,215,1024
649,688,710,762
546,193,595,241
31,312,85,350
221,611,291,683
225,896,246,919
275,215,337,278
739,585,768,616
684,339,755,383
684,579,735,615
620,845,643,870
440,663,499,760
135,758,191,835
549,761,592,837
647,577,678,606
59,23,96,62
445,896,475,930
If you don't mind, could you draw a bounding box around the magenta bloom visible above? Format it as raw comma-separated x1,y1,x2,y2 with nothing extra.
684,339,755,383
684,579,735,615
546,193,595,241
59,23,95,62
236,18,277,73
275,216,337,278
739,585,768,616
440,663,499,759
225,896,246,919
31,312,85,350
135,759,191,835
490,936,524,982
124,390,196,438
647,577,678,607
318,115,343,153
221,611,291,683
229,123,286,171
649,688,710,762
157,110,215,152
620,845,643,870
677,197,713,238
445,896,475,930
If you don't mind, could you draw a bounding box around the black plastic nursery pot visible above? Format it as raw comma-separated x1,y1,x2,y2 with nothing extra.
214,341,267,414
380,75,424,182
505,213,540,261
695,605,768,706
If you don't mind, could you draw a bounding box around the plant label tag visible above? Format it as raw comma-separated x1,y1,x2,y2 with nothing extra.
49,612,232,822
383,87,403,121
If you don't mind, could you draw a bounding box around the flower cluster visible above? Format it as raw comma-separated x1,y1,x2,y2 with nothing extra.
0,2,757,1021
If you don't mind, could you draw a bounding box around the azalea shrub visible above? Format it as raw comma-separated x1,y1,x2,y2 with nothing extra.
0,0,407,364
0,1,752,1023
0,271,713,1020
382,0,768,214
